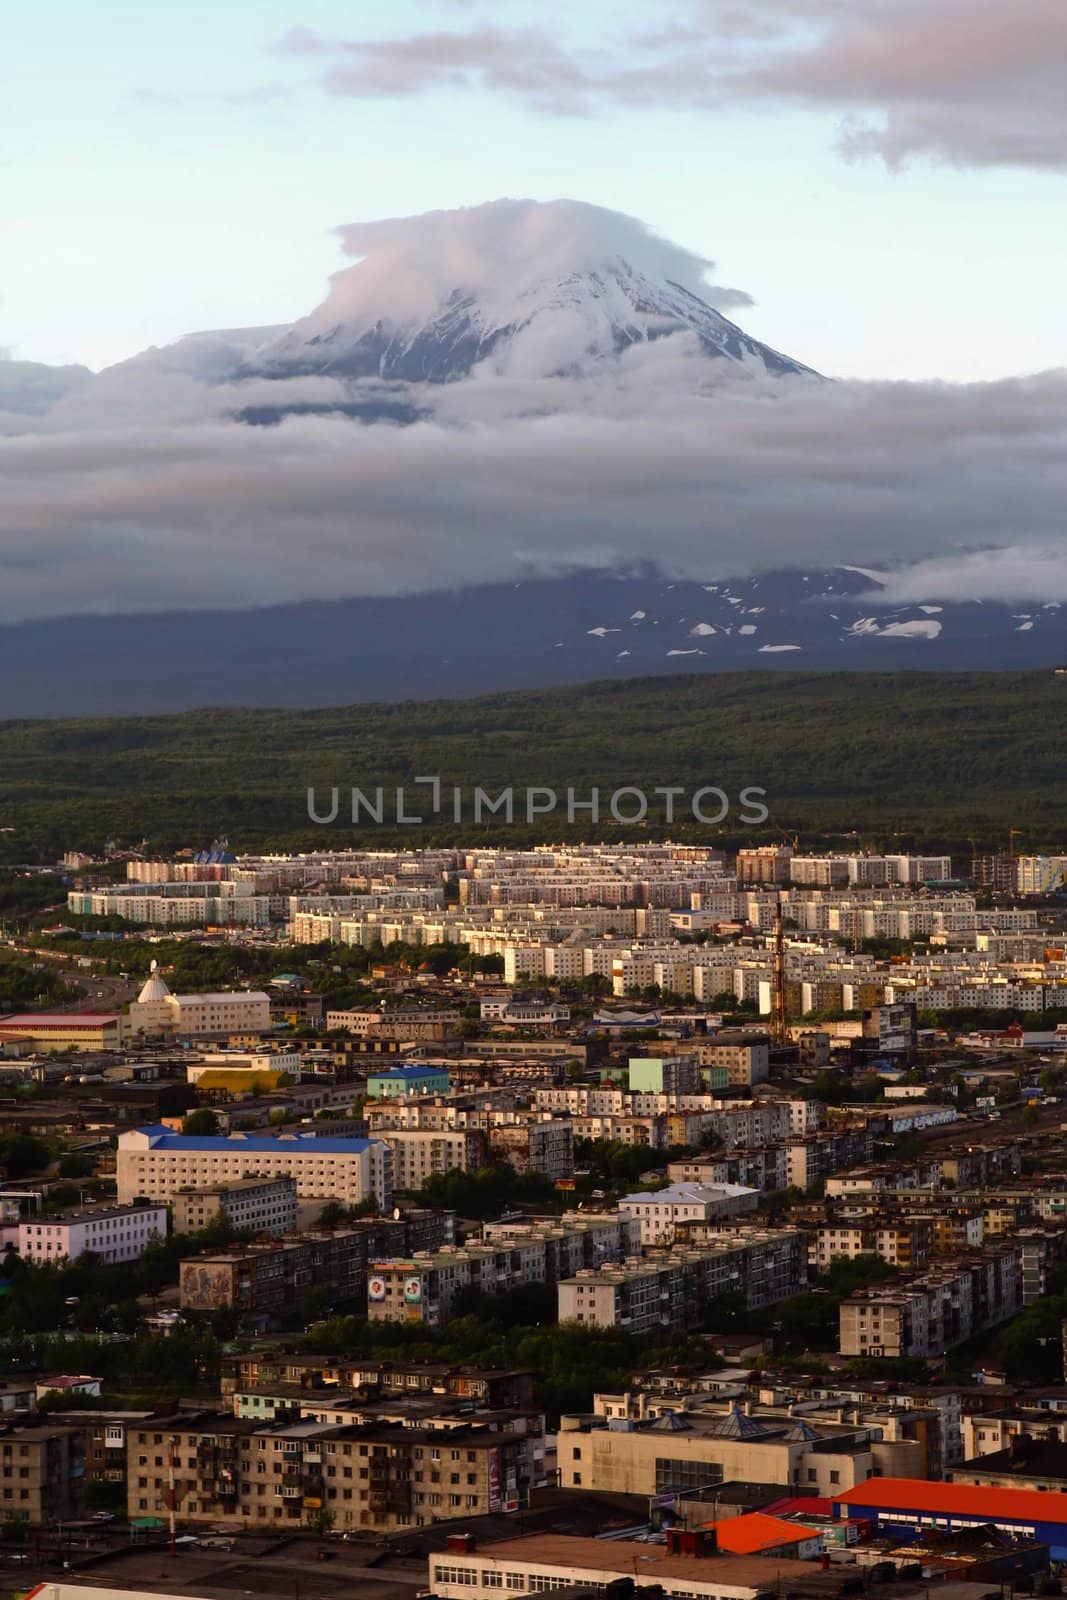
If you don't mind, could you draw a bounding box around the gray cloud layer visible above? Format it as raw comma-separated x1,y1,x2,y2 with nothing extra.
2,356,1066,622
281,1,1067,171
1,197,1064,623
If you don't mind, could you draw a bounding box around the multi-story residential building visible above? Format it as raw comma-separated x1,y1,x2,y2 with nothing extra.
962,1408,1067,1463
737,845,794,885
628,1055,703,1095
68,880,272,926
171,1175,298,1237
117,1126,392,1210
807,1219,935,1273
487,1120,574,1179
0,1423,86,1525
694,1033,770,1087
126,1413,536,1531
376,1128,487,1192
180,1231,369,1326
839,1247,1023,1359
559,1230,806,1332
49,1409,151,1504
327,1011,460,1041
618,1182,760,1245
220,1353,532,1411
16,1202,167,1265
368,1216,642,1326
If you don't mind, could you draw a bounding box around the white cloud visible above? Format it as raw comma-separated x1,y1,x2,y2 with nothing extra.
1,199,1066,624
280,1,1067,172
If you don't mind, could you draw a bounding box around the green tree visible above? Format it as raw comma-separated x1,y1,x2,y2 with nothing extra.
182,1108,221,1136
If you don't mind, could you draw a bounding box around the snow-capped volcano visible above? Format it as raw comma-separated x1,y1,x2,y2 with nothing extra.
249,198,814,383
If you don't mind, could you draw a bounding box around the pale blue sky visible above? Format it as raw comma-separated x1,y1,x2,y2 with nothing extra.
2,0,1063,380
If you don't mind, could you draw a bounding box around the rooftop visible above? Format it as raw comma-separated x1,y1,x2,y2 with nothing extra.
368,1065,451,1080
0,1013,120,1027
837,1475,1067,1523
444,1533,820,1587
621,1183,758,1205
713,1512,821,1555
127,1124,381,1153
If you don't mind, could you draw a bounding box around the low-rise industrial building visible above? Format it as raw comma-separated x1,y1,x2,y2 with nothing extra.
835,1477,1067,1562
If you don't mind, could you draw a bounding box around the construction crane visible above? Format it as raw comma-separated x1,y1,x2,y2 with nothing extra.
770,892,790,1046
1009,828,1022,858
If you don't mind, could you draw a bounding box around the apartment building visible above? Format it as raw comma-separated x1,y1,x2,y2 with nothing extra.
839,1247,1023,1359
117,1126,392,1209
220,1354,531,1411
368,1216,641,1325
694,1033,770,1087
180,1231,368,1326
377,1128,487,1192
618,1182,760,1245
171,1175,298,1237
559,1230,806,1332
737,845,794,885
327,1010,460,1041
808,1219,934,1273
487,1120,574,1180
68,881,272,926
0,1423,85,1525
16,1202,166,1266
126,1413,535,1531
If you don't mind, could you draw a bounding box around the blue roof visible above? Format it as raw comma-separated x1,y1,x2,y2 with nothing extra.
368,1065,449,1081
134,1124,379,1153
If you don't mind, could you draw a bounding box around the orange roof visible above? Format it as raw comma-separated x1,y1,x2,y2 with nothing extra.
712,1513,821,1555
837,1476,1067,1524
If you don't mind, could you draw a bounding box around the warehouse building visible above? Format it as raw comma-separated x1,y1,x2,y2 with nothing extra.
834,1478,1067,1561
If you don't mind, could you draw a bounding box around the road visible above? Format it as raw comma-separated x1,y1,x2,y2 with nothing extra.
9,942,139,1012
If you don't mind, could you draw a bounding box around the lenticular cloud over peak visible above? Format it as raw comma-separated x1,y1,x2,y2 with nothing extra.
323,197,736,325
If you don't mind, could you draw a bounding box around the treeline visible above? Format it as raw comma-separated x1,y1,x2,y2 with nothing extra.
0,1326,221,1401
0,1216,250,1339
4,670,1066,856
300,1312,714,1420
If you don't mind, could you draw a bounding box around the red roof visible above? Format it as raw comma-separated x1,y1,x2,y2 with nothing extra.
762,1497,834,1518
0,1012,120,1028
837,1476,1067,1524
711,1513,821,1555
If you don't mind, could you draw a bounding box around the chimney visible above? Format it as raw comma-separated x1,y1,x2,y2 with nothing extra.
447,1533,477,1555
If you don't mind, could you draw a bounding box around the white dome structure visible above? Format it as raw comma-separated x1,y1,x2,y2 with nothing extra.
137,960,172,1005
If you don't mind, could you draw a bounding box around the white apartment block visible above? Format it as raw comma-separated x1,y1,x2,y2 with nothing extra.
618,1182,760,1244
18,1202,167,1265
377,1129,482,1191
170,1175,298,1236
117,1127,392,1210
